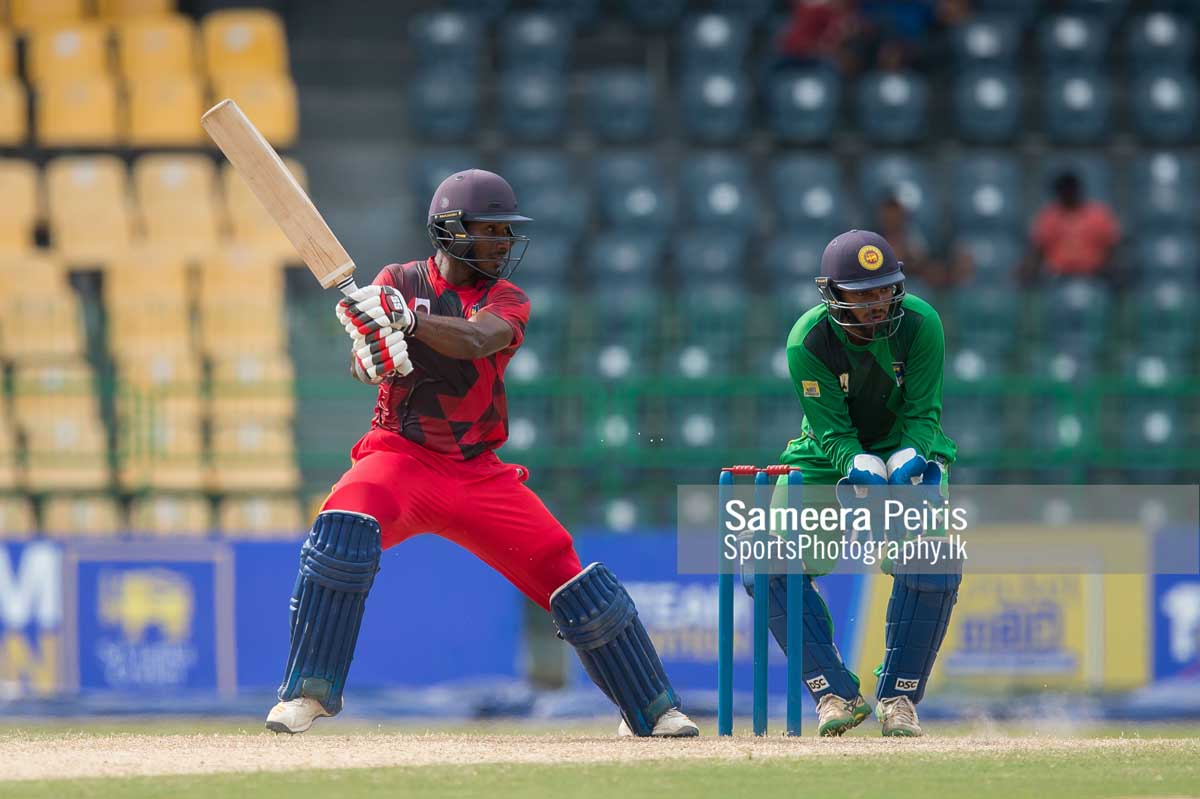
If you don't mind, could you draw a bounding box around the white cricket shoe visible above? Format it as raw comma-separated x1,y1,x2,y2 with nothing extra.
876,695,922,737
617,708,700,737
816,693,872,737
265,697,331,734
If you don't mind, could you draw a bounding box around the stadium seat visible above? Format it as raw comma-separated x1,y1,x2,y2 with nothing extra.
953,153,1022,233
511,232,574,287
1038,14,1107,66
940,402,1007,476
115,15,198,79
1043,70,1110,145
1130,151,1200,226
499,12,570,71
856,70,929,144
1039,278,1110,351
1128,280,1196,355
1,267,86,361
201,8,288,77
1120,399,1188,456
535,0,596,26
1127,12,1193,68
1026,341,1099,386
209,418,299,492
680,153,757,231
201,302,286,360
103,249,190,307
671,398,732,450
498,151,588,237
129,494,211,536
218,495,304,538
950,14,1020,65
0,412,19,492
407,68,478,142
765,232,825,289
23,417,110,491
592,152,673,230
950,286,1021,359
1037,151,1114,206
498,150,568,192
0,496,35,539
677,282,747,350
35,76,121,147
209,352,295,422
409,149,480,203
28,24,110,82
1134,229,1200,285
958,232,1022,286
680,13,751,69
133,154,224,257
500,68,567,143
126,75,206,146
0,78,27,146
584,68,654,144
859,154,938,242
9,0,86,30
197,245,284,305
1132,70,1198,144
223,158,308,255
0,29,14,76
681,69,750,144
585,231,663,285
116,347,204,421
212,74,298,147
673,229,748,284
408,11,484,70
766,68,840,144
953,67,1021,144
0,160,38,253
623,0,686,30
770,154,846,237
97,0,176,18
42,495,124,537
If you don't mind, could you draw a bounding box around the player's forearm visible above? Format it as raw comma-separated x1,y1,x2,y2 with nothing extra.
411,314,509,360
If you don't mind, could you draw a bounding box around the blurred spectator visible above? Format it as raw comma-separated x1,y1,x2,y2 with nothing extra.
877,195,972,289
861,0,971,72
776,0,861,73
1023,172,1121,286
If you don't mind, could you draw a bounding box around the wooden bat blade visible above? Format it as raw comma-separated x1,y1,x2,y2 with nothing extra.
201,99,357,292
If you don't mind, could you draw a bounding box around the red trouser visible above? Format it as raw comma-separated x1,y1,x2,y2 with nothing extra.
321,428,584,610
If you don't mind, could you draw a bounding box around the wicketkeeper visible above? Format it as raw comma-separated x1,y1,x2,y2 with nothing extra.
750,229,959,737
266,169,698,738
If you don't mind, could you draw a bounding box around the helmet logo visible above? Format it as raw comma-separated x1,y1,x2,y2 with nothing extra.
440,196,450,209
858,245,883,270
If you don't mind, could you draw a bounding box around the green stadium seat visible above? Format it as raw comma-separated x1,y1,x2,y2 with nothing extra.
1130,151,1200,227
499,11,571,71
959,232,1022,286
585,231,663,285
953,67,1022,144
585,69,655,144
1132,69,1199,144
770,155,846,236
953,153,1023,232
681,152,757,231
623,0,686,31
409,11,483,70
593,152,673,230
767,68,840,145
516,232,576,287
856,70,929,144
1133,229,1200,285
1038,14,1108,66
950,15,1021,65
500,68,568,143
407,70,478,142
765,232,825,289
681,68,751,144
673,230,748,284
410,150,481,203
1043,70,1111,145
859,153,939,243
680,13,751,69
1127,12,1193,68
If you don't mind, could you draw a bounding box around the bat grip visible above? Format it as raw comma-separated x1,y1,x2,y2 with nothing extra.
337,277,360,297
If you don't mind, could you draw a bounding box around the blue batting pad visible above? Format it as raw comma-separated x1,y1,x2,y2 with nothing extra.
550,562,679,737
877,568,959,703
278,510,381,714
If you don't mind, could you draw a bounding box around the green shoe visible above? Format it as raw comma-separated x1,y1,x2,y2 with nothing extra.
876,695,922,737
816,693,872,737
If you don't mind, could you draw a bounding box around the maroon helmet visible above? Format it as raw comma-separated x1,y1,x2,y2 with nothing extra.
427,169,532,280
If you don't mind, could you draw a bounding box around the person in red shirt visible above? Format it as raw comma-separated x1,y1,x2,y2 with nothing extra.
1024,171,1121,285
265,170,698,739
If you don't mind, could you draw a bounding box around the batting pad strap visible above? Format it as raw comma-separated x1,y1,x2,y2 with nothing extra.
278,510,382,715
876,572,958,704
551,563,680,737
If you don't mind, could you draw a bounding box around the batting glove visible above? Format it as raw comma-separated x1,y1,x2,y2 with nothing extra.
336,285,417,337
350,328,412,383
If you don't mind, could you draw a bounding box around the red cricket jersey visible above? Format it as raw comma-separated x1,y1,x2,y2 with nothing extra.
369,257,529,460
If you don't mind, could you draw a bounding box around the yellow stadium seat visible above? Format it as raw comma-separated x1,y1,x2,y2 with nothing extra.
200,303,285,359
129,494,210,536
211,74,297,147
218,495,302,538
118,408,206,491
0,77,28,146
133,154,223,257
28,24,110,82
0,496,35,540
0,160,38,253
115,349,204,421
24,415,110,491
201,9,288,78
198,245,283,303
104,249,190,305
1,283,86,361
209,418,298,492
107,304,193,362
98,0,175,20
10,0,86,31
222,159,305,256
0,29,15,76
12,361,98,422
36,75,121,148
126,75,205,146
210,351,295,422
45,155,134,264
0,413,19,491
115,15,198,79
42,495,124,537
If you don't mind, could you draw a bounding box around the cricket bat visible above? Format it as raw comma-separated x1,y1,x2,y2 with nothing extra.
201,99,359,296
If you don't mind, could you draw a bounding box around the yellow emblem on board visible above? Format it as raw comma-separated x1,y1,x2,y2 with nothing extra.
858,245,884,270
802,380,821,398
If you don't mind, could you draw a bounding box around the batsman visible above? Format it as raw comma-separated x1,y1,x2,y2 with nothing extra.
751,230,958,737
265,169,698,738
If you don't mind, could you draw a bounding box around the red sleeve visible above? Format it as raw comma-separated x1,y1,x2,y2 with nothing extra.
477,281,530,353
371,263,408,289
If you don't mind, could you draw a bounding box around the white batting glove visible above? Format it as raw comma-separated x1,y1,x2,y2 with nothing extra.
336,285,417,337
350,328,412,383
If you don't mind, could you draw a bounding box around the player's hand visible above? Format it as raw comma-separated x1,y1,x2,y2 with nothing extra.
886,448,928,485
835,454,889,537
336,285,417,336
350,328,412,383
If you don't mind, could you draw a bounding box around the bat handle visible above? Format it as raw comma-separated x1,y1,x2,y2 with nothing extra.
337,277,360,297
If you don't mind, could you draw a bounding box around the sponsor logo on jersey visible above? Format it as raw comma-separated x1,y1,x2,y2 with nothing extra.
858,245,884,271
894,677,920,692
839,372,850,393
802,380,821,398
414,298,431,314
892,361,905,386
807,675,830,692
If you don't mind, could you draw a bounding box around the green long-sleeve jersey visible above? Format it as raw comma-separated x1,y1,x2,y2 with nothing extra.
780,293,957,476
